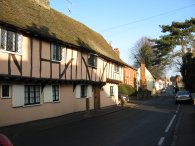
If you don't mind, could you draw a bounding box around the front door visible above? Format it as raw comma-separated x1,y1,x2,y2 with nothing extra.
94,87,100,110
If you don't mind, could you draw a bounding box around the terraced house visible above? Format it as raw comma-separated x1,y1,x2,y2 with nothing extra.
0,0,125,126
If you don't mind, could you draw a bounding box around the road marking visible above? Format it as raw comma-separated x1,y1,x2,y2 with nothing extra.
165,114,176,133
165,104,180,133
158,137,165,146
175,104,180,114
158,103,180,145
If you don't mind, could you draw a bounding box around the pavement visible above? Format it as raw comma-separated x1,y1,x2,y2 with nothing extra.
0,105,126,141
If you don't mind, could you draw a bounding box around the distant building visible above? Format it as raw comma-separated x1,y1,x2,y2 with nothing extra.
123,65,137,88
137,64,155,91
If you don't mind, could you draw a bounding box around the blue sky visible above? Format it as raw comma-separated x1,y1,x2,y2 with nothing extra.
50,0,195,77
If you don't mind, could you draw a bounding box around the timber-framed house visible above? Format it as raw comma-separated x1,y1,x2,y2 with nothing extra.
0,0,124,126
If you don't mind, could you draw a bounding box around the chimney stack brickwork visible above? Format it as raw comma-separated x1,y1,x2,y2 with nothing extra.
140,63,147,89
114,48,120,57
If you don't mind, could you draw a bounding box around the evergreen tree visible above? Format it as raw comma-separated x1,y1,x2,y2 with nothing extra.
157,18,195,56
180,52,195,92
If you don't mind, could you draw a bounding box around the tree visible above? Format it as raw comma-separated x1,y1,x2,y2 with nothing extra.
132,37,166,78
157,18,195,56
180,52,195,92
133,37,154,68
153,18,195,88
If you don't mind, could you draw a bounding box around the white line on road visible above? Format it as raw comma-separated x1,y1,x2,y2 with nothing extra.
175,104,180,114
165,114,176,133
165,104,180,133
158,137,165,146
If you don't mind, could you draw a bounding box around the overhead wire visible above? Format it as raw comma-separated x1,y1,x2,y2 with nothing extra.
100,3,195,33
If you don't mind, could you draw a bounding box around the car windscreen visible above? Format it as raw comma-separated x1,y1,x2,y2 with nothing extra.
177,91,189,95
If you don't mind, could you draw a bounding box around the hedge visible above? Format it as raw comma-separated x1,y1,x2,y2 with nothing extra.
118,84,137,96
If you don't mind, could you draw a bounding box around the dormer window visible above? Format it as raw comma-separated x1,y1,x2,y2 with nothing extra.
88,53,97,68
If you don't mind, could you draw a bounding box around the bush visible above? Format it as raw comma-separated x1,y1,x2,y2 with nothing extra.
118,84,137,96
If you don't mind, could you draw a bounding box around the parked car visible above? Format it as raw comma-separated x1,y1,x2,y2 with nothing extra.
175,90,192,104
0,133,13,146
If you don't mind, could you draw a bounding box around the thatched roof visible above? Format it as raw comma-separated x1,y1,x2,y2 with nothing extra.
0,0,124,64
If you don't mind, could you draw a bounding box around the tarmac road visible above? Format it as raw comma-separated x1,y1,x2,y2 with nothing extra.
8,95,180,146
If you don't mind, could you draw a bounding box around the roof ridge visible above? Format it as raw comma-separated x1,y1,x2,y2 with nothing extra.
0,0,124,64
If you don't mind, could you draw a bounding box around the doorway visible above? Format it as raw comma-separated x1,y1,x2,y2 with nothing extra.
94,87,100,110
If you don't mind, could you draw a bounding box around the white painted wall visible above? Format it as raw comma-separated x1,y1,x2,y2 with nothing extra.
100,83,119,107
137,67,155,91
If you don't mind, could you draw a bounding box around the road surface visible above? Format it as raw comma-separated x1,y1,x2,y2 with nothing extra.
12,95,179,146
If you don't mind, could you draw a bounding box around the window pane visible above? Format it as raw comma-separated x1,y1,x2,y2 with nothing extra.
81,85,87,98
24,85,40,105
24,86,29,104
0,29,6,50
15,33,19,52
35,86,40,103
7,31,15,51
2,85,9,97
110,86,114,96
53,85,59,101
16,34,22,53
114,65,119,72
52,44,61,61
88,54,97,67
56,46,61,61
52,44,56,60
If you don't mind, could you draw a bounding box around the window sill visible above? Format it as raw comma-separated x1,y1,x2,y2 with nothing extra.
0,49,22,56
23,103,41,108
53,100,60,103
51,59,62,63
76,97,87,99
1,97,11,99
88,65,97,69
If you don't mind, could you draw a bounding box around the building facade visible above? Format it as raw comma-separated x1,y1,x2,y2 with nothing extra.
137,65,155,91
123,65,137,88
0,0,124,126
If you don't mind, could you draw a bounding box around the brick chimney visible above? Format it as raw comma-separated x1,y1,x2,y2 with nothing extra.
35,0,50,9
114,48,120,57
140,62,147,89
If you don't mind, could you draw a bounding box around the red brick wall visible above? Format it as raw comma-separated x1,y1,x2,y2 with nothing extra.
123,66,137,88
140,63,147,89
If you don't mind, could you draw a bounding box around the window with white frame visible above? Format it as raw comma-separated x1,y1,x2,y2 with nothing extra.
0,28,23,53
75,84,92,98
88,53,97,68
114,64,119,73
81,85,88,98
52,44,62,61
1,85,10,98
52,85,59,101
24,85,40,105
110,86,114,96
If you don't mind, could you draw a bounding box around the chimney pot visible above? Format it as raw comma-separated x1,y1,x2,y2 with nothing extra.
35,0,50,9
114,48,120,57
